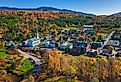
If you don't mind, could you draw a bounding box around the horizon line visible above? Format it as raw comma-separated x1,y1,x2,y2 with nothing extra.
0,5,120,16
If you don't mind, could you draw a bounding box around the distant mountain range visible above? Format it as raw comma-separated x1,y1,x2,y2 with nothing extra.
0,6,95,16
1,6,121,17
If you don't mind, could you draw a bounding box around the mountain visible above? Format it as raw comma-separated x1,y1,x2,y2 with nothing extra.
109,12,121,18
0,6,95,16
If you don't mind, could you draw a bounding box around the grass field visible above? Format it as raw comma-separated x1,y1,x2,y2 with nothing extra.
19,59,34,73
62,27,80,30
99,28,121,34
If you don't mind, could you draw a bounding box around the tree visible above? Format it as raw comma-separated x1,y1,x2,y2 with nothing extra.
0,42,4,50
91,35,98,42
21,75,35,82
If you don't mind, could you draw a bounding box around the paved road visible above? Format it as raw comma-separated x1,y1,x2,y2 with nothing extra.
17,49,42,65
101,31,115,49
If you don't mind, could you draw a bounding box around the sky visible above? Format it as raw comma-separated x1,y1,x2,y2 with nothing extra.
0,0,121,15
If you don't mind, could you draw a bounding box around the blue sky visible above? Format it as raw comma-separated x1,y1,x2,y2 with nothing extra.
0,0,121,15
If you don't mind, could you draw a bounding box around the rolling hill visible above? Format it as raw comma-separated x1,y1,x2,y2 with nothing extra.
109,12,121,18
0,6,95,16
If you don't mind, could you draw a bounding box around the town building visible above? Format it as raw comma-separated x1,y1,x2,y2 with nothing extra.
59,42,73,51
27,28,40,47
107,40,120,47
69,42,91,55
45,40,58,48
83,25,94,31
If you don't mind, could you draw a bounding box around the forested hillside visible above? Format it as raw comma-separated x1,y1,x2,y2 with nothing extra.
1,49,121,82
0,10,121,42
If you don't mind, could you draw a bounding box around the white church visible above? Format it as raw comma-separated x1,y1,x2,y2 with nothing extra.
27,28,40,47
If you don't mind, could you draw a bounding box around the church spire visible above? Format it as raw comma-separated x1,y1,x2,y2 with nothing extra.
36,28,39,39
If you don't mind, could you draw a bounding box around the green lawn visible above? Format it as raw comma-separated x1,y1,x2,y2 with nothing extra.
99,28,121,34
19,59,34,73
62,27,80,30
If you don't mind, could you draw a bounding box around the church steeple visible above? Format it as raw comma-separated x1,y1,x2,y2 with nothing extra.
36,28,39,39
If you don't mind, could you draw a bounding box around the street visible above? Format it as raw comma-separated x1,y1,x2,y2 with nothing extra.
101,31,115,49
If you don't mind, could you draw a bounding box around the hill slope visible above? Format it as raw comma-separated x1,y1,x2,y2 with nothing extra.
109,12,121,18
0,6,95,16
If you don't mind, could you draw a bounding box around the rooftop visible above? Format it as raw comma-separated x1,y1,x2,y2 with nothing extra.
30,38,40,41
83,25,94,28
